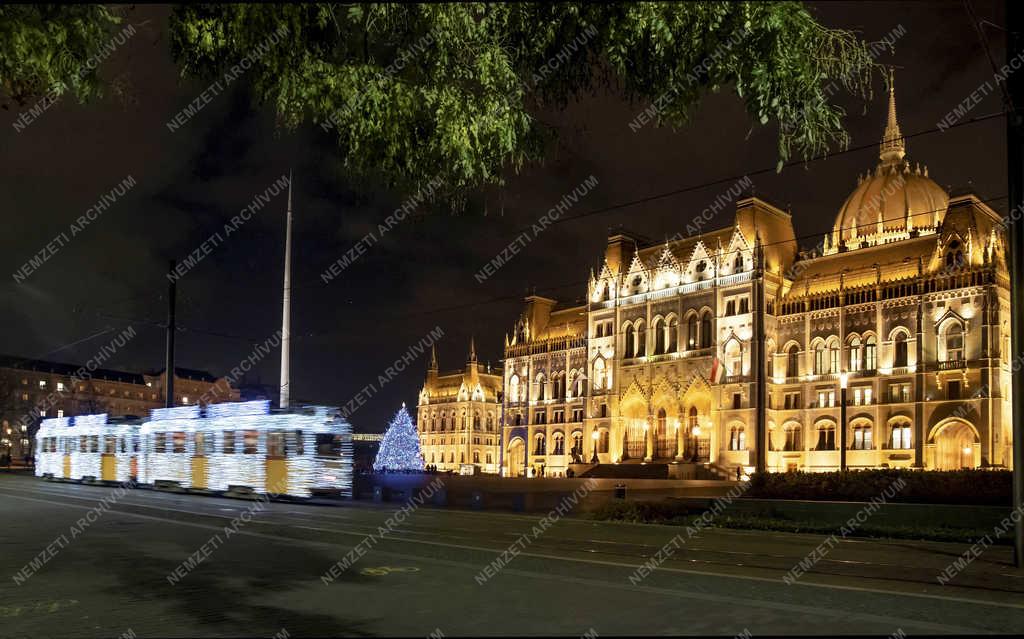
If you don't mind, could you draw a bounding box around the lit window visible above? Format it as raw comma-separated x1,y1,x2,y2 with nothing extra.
57,382,65,392
853,424,872,450
38,380,46,388
891,423,912,449
815,424,836,450
57,409,64,418
945,323,964,362
181,396,189,405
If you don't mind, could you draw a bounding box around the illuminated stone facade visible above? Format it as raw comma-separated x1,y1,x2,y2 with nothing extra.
500,85,1013,477
0,357,239,461
416,341,503,473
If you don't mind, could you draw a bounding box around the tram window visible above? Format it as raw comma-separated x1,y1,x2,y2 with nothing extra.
171,432,186,454
267,431,285,457
223,431,236,454
315,434,342,457
119,437,127,454
80,436,88,452
289,430,304,456
132,434,140,453
104,435,117,454
195,432,213,455
89,435,99,453
242,430,258,454
154,432,167,453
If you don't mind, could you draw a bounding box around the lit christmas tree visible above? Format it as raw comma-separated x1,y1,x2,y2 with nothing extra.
373,403,424,472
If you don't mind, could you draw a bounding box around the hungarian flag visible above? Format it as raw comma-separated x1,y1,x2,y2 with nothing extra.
710,357,725,384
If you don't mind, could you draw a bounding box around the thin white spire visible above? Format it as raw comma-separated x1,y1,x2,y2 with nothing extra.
279,169,293,409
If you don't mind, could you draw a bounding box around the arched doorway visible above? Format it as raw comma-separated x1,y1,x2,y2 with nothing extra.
506,438,525,477
654,408,675,459
619,396,647,461
681,377,713,461
930,420,979,470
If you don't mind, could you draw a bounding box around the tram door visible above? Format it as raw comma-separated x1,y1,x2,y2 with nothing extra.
191,432,209,489
101,434,117,481
129,432,139,480
265,431,287,494
62,437,72,478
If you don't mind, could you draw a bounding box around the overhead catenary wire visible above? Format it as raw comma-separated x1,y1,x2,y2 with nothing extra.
44,106,1014,348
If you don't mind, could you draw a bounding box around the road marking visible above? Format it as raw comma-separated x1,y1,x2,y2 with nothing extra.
360,566,420,576
0,492,977,636
0,599,78,617
1,486,1022,620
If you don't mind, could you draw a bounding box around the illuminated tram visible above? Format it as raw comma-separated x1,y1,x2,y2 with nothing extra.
36,414,139,483
36,400,353,498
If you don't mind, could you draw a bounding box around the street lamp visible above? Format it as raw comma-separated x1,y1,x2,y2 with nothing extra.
691,423,702,462
839,372,848,471
963,444,972,469
591,430,600,464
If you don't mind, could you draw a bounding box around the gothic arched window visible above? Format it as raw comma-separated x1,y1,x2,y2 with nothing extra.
893,332,909,368
699,311,712,349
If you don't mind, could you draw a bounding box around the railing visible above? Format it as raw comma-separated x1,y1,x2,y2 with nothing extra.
938,359,966,370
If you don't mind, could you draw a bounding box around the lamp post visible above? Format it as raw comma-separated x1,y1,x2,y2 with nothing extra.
591,430,599,464
839,372,848,471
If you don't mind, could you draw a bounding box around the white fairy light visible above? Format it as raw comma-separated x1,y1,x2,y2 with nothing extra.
36,402,353,498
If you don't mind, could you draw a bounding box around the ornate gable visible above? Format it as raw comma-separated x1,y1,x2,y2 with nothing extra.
653,243,682,289
621,252,650,296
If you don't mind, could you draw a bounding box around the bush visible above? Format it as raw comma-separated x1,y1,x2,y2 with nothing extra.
588,500,692,524
746,468,1011,506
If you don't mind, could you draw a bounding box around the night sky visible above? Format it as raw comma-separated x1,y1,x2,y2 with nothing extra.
0,2,1009,432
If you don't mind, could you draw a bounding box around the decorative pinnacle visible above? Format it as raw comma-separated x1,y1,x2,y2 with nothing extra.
880,69,906,165
429,343,438,370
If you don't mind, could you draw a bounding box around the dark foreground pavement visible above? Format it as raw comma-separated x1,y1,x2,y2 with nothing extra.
1,474,1022,637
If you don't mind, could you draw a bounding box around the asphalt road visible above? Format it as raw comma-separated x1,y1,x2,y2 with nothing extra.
1,473,1022,637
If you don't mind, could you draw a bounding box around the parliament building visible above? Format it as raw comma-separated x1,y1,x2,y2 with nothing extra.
421,84,1013,478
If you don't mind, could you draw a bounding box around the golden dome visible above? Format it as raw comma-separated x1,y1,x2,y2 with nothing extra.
831,77,948,249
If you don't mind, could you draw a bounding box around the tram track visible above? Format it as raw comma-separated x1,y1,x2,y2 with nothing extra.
1,477,1022,613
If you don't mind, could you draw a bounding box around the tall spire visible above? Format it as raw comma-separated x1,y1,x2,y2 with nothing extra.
468,336,477,363
279,168,293,409
879,69,906,165
429,343,438,371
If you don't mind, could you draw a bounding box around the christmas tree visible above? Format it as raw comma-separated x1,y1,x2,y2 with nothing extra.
373,403,425,472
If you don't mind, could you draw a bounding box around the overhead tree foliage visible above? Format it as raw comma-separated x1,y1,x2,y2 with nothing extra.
0,4,123,108
2,3,885,199
166,2,881,198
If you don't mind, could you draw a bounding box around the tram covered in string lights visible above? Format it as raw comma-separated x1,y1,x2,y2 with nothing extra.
35,400,353,498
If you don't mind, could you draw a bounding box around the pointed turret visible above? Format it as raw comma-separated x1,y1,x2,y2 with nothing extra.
429,343,438,371
468,336,477,363
879,69,906,165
